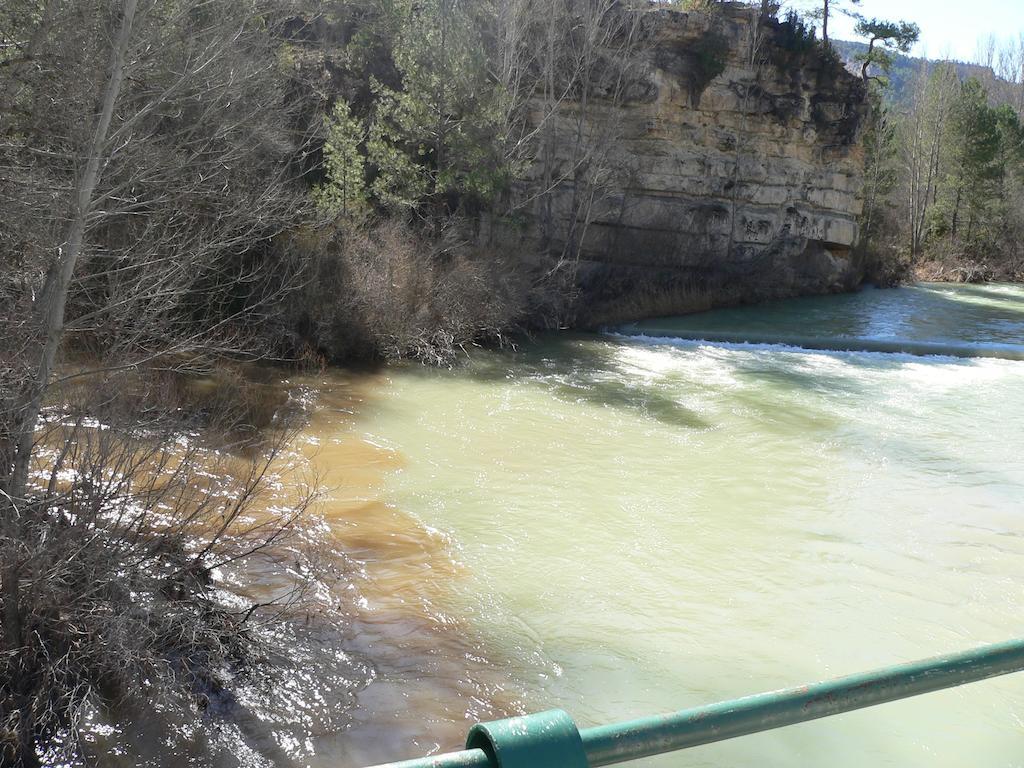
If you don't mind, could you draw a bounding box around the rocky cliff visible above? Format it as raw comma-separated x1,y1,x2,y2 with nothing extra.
516,4,870,325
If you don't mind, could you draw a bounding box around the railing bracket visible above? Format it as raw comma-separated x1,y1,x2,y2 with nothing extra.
467,710,590,768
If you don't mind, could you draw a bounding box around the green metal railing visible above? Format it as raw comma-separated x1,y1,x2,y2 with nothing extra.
364,638,1024,768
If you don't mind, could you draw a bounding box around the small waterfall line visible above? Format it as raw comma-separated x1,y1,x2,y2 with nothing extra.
611,328,1024,361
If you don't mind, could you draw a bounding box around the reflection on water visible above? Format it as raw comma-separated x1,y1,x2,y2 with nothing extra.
288,377,527,767
86,374,524,768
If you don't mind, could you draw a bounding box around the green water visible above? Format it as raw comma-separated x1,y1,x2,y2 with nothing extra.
334,283,1024,768
622,282,1024,348
337,284,1024,768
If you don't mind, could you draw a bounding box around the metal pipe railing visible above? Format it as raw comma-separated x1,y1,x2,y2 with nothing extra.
365,638,1024,768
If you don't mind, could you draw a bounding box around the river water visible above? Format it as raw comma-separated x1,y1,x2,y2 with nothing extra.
251,284,1024,768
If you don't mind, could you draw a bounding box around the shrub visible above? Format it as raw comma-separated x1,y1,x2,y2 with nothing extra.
775,10,818,56
295,219,532,365
692,31,730,96
0,369,317,767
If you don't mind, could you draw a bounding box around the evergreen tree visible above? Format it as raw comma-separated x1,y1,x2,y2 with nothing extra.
815,0,860,44
994,104,1024,174
365,0,508,218
935,78,1003,244
852,16,919,82
316,100,369,219
861,94,900,247
366,79,431,212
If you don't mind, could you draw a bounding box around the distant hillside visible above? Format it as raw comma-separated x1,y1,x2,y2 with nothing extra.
832,39,998,106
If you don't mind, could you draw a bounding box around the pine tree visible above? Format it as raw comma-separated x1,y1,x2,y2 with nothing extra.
818,0,860,44
365,0,507,218
937,79,1003,243
315,100,369,219
852,16,919,82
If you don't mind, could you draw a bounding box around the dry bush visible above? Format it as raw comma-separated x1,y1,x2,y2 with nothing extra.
859,224,914,287
914,210,1024,282
297,219,533,365
0,369,319,767
915,243,1024,283
2,3,336,758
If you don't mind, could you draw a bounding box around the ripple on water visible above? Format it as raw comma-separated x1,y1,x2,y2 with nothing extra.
339,286,1024,768
101,285,1024,768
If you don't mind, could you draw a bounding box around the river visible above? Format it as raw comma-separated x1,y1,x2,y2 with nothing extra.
122,283,1024,768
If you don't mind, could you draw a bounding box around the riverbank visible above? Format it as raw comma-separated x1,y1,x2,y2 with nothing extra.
914,259,1024,284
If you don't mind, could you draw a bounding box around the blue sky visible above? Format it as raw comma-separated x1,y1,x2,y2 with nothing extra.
793,0,1024,62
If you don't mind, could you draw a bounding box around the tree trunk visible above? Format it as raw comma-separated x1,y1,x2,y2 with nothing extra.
9,0,138,502
539,15,557,250
861,38,876,81
952,184,962,238
4,7,136,760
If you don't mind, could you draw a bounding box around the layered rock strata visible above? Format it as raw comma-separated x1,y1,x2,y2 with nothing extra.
517,4,870,324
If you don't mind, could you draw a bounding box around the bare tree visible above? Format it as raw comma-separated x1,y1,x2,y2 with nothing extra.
2,0,311,498
901,61,959,256
0,1,320,763
7,0,138,501
494,0,648,316
994,33,1024,118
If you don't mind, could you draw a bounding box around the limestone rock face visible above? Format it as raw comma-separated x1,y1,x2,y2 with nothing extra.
521,5,870,325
